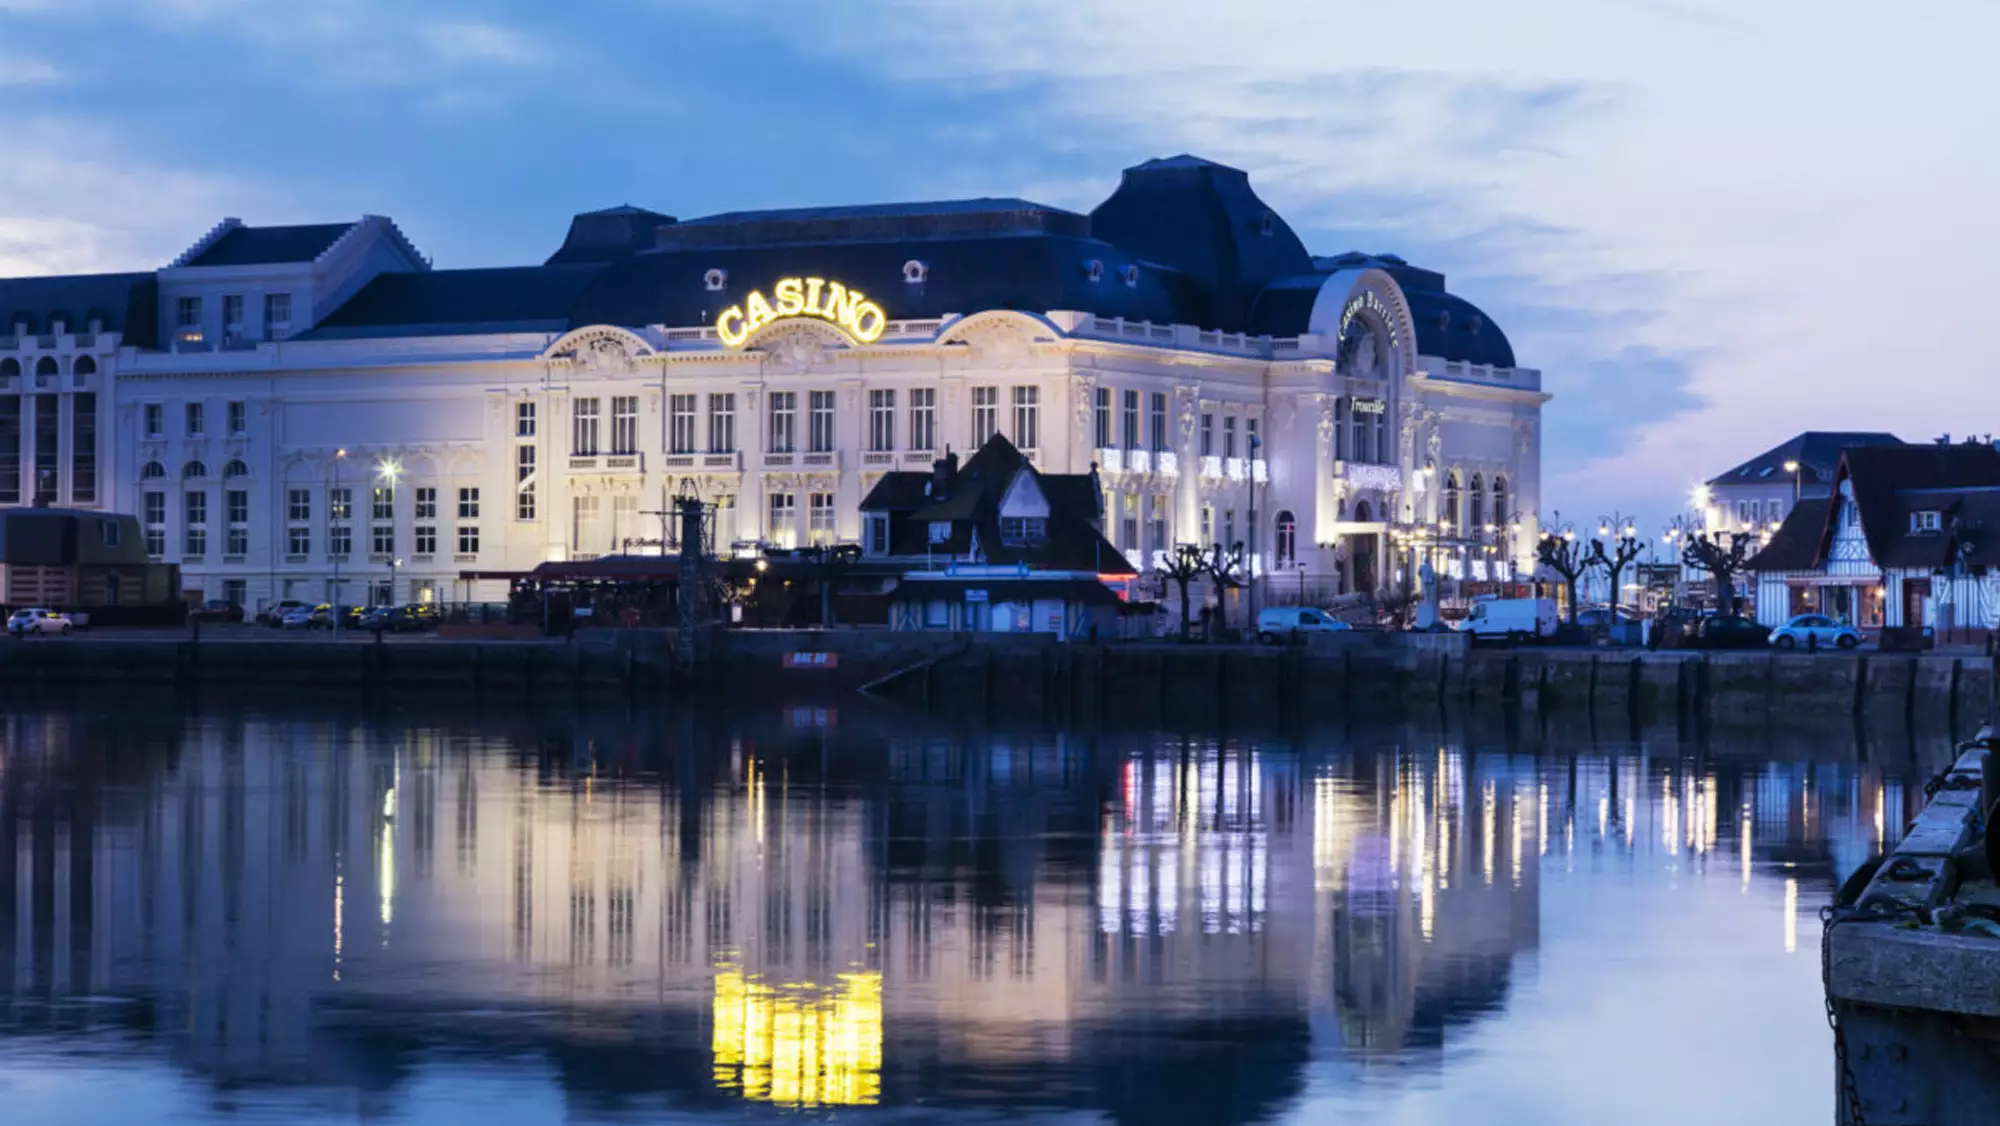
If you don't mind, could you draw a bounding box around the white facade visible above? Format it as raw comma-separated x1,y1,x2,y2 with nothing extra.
6,220,1545,612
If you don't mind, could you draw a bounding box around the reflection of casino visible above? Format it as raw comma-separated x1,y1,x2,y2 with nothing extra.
0,154,1543,610
0,716,1905,1119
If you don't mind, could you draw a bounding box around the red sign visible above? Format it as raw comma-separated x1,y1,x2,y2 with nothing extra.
782,652,840,669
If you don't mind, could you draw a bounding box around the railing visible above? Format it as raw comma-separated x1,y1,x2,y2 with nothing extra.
605,453,642,471
453,553,478,563
1224,457,1246,482
803,451,837,468
1156,452,1179,476
1097,448,1124,473
863,451,894,466
568,456,598,470
1200,455,1222,479
1127,449,1151,474
902,450,934,465
764,453,794,467
1252,460,1268,484
702,452,740,470
663,455,694,469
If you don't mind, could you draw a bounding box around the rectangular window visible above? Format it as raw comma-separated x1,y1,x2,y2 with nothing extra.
1351,401,1371,463
1200,413,1214,457
1333,398,1348,460
809,492,836,544
223,579,246,608
414,486,436,520
515,444,537,520
1150,495,1168,555
611,395,638,455
32,395,55,501
184,491,207,556
1121,494,1138,554
1150,392,1167,452
1223,416,1238,459
613,494,637,546
972,386,998,444
175,296,201,328
263,292,291,328
372,485,394,522
808,390,835,453
458,487,480,519
458,525,480,555
1247,417,1259,459
329,523,351,557
866,514,889,555
869,389,896,452
669,394,697,454
227,525,248,557
372,524,395,556
226,489,248,556
144,491,166,556
516,400,536,437
222,294,244,327
140,402,162,440
1012,386,1039,450
768,391,796,453
186,401,205,437
415,525,436,556
101,520,119,547
708,393,736,453
1001,516,1048,546
570,495,600,555
227,488,248,525
909,388,935,451
767,492,797,546
70,391,96,504
0,397,18,506
571,397,600,456
1122,390,1139,450
1095,387,1112,449
288,488,312,522
227,400,246,436
329,486,351,521
288,525,310,556
1223,508,1236,549
1201,504,1213,546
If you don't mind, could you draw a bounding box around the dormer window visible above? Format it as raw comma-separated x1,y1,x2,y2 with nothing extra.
1119,264,1140,288
703,268,728,292
1258,211,1275,237
902,259,928,284
1001,516,1048,546
1083,259,1103,283
1911,510,1942,535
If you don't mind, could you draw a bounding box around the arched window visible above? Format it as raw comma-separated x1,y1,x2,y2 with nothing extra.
1443,470,1463,531
1275,510,1297,564
34,356,57,377
1354,499,1373,523
0,358,18,378
1492,476,1509,528
183,460,208,479
1468,474,1485,530
73,355,96,376
141,461,166,479
223,459,249,478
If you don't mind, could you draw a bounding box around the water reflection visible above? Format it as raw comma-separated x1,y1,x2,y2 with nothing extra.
0,704,1952,1125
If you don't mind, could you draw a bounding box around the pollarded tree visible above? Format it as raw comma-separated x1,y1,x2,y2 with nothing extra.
1158,544,1208,641
1586,533,1645,614
1537,531,1588,624
1203,541,1248,636
1681,532,1754,616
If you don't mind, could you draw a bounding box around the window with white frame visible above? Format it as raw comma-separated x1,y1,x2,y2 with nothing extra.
809,492,836,544
175,296,201,329
415,524,436,556
1001,516,1048,546
371,485,393,523
611,395,638,455
909,388,935,451
1150,495,1168,554
1200,413,1214,457
1911,510,1942,535
226,489,248,556
516,401,536,437
572,397,600,456
767,492,796,546
222,295,244,329
613,494,637,544
1094,388,1111,448
866,513,890,555
1223,416,1237,459
809,390,835,453
972,386,998,444
372,523,395,556
288,525,310,556
264,292,291,328
1012,386,1039,450
414,486,436,520
1223,508,1236,549
458,524,480,555
571,494,600,555
227,400,246,436
1150,393,1168,451
144,491,166,556
143,403,163,438
1120,493,1138,552
458,487,479,519
515,444,537,520
1122,390,1139,450
869,389,895,452
186,402,205,437
184,491,207,557
328,522,351,558
768,391,796,453
709,393,736,453
669,394,697,454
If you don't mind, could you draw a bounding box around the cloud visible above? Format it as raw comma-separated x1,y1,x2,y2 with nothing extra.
414,20,549,68
0,52,62,85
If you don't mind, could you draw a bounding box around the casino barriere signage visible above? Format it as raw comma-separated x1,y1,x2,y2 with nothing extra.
716,277,888,348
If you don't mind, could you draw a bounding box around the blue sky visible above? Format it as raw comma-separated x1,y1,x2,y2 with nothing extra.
2,0,1993,525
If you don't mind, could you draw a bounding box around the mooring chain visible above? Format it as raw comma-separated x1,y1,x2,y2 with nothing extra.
1820,899,1934,1126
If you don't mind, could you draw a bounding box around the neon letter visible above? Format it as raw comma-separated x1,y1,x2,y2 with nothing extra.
849,301,886,343
744,290,776,333
716,306,747,347
774,277,804,316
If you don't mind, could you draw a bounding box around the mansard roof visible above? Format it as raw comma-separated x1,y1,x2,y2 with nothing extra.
301,264,609,339
0,271,158,346
182,222,357,268
1246,254,1516,367
1709,431,1903,488
1840,443,2000,568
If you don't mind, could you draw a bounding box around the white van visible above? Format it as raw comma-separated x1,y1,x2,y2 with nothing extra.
1256,606,1353,644
1459,598,1558,642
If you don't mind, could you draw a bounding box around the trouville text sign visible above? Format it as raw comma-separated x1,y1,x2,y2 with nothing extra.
717,278,887,348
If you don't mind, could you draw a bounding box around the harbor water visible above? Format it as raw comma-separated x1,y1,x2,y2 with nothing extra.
0,700,1955,1125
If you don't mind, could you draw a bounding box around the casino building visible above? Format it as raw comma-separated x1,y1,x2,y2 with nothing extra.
0,155,1545,611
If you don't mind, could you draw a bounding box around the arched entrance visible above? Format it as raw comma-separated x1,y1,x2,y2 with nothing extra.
1350,500,1378,594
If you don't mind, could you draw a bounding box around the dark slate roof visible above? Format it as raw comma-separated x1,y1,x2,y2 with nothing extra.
1246,253,1516,367
657,198,1091,248
570,234,1185,330
1841,443,2000,568
1745,497,1834,571
887,577,1126,606
1089,156,1314,332
1709,431,1903,488
183,223,355,268
0,271,158,347
545,206,676,266
301,264,610,339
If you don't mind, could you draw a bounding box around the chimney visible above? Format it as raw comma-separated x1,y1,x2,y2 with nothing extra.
932,447,958,502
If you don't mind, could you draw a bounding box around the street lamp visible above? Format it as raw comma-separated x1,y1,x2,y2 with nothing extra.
377,459,403,606
1246,432,1263,625
1782,459,1802,509
331,448,348,638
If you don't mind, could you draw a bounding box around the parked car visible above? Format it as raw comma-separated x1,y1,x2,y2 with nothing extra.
1770,613,1863,650
306,604,366,630
1459,597,1559,642
1255,606,1353,644
279,605,318,630
1694,614,1772,649
188,599,244,624
7,608,71,636
258,599,309,627
358,605,438,634
1576,607,1642,628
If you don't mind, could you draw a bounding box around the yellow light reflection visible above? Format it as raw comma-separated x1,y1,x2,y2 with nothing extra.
712,965,882,1107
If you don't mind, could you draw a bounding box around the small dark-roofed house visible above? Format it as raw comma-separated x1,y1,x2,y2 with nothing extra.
1747,441,2000,641
0,507,172,608
1705,430,1903,539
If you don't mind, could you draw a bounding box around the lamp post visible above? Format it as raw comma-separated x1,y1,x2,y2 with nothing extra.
1246,433,1262,627
377,457,402,606
330,447,348,638
1782,459,1802,511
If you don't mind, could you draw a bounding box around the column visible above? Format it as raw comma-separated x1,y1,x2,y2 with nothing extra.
739,384,766,546
1174,386,1199,546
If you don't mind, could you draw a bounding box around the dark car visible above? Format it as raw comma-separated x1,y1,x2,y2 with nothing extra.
188,599,244,624
1695,614,1772,649
308,604,367,630
359,605,438,634
257,599,309,627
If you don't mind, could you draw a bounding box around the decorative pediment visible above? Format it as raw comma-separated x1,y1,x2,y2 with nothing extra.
543,326,656,376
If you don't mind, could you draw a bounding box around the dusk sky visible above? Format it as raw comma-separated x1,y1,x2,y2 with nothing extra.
3,0,1991,528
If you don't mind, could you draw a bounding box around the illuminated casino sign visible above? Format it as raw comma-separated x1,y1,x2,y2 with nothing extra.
716,277,887,348
1338,291,1399,350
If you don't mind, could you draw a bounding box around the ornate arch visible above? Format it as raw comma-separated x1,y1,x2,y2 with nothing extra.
541,325,657,375
933,309,1061,347
1306,269,1420,378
